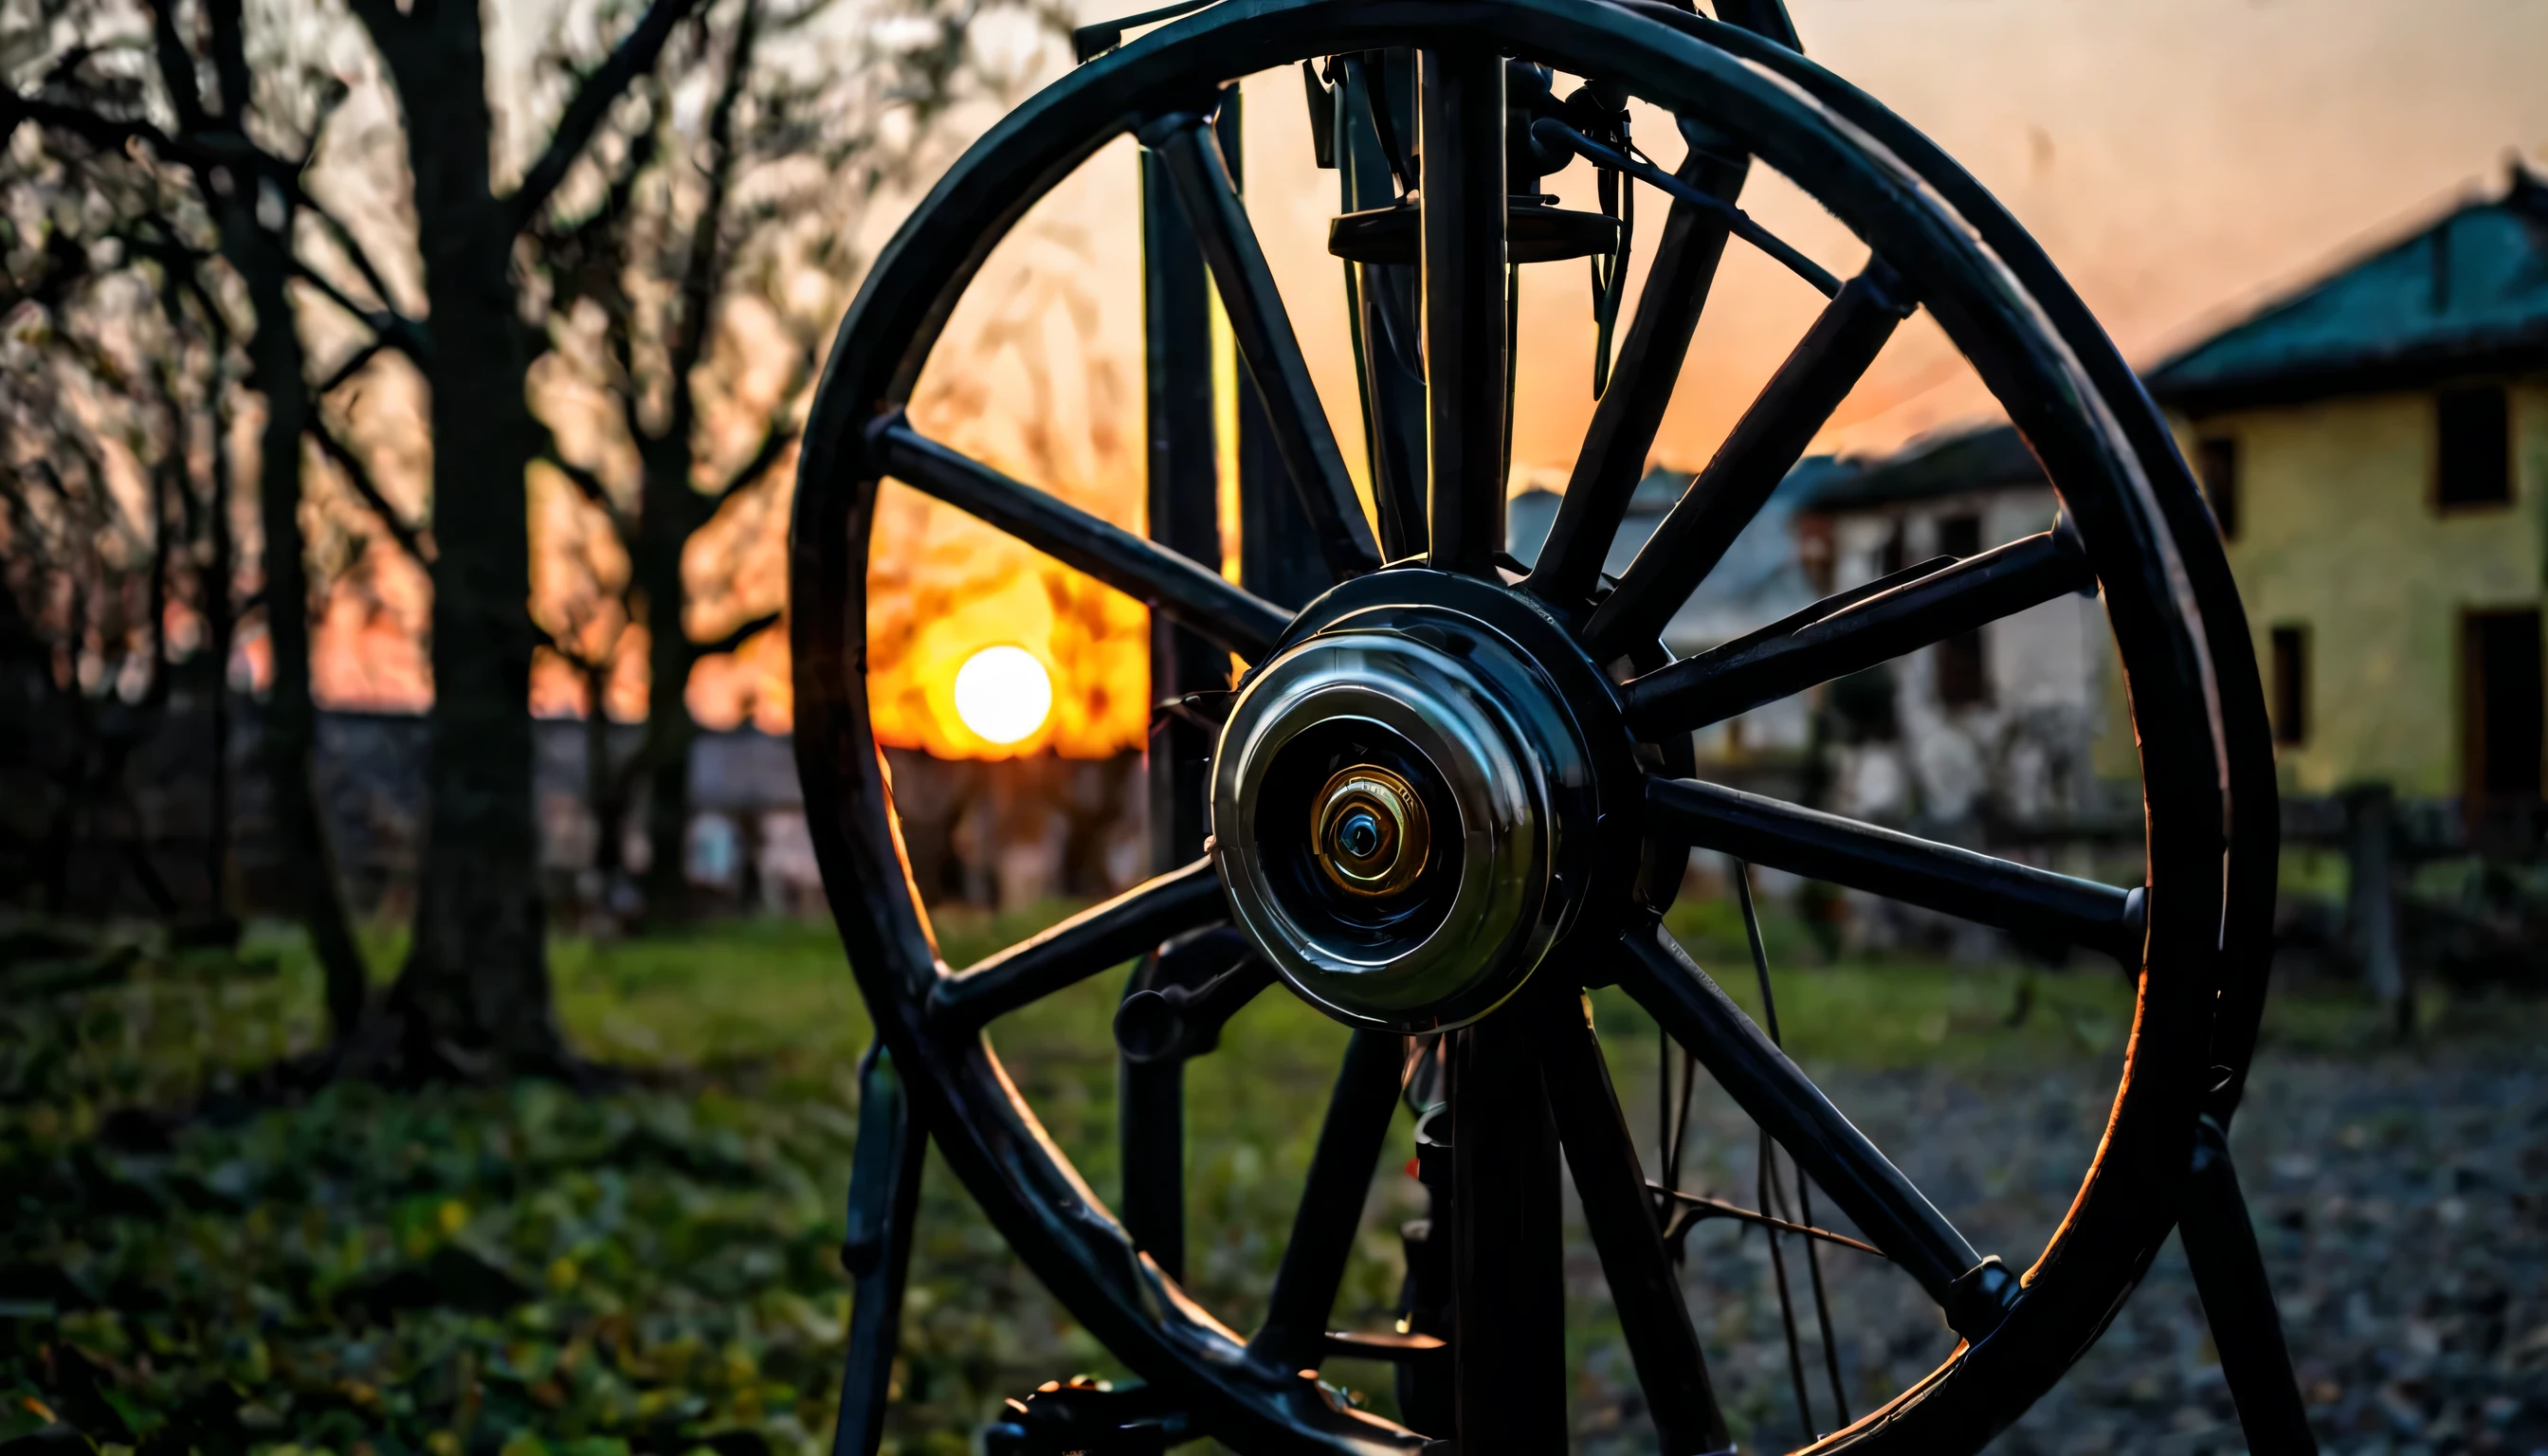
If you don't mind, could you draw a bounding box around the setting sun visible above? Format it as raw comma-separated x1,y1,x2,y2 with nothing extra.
952,645,1054,746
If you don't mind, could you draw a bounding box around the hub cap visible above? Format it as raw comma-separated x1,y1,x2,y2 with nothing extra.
1210,601,1599,1031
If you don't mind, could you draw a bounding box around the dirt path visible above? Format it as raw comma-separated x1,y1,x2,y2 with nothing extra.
1578,1049,2548,1455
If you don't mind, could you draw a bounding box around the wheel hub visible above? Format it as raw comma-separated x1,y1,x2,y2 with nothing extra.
1210,582,1611,1031
1312,765,1431,897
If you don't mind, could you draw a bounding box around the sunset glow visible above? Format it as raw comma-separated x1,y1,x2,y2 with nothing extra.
952,645,1054,745
285,1,2545,765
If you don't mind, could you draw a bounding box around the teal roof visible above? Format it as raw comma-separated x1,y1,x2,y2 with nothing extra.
1793,427,2037,512
2144,164,2548,414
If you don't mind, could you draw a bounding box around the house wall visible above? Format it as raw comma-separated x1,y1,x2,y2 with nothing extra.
1507,479,1823,772
2180,377,2548,797
1823,484,2117,828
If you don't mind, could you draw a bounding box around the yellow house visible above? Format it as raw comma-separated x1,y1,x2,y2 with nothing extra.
2144,163,2548,833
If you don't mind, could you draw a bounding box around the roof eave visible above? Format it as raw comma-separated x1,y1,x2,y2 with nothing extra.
2146,330,2548,418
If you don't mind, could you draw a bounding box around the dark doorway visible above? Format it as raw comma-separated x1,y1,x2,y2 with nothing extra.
2463,609,2544,813
2269,625,2307,745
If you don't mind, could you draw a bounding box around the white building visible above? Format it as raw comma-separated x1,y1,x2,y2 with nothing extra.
1507,460,1841,772
1793,426,2116,837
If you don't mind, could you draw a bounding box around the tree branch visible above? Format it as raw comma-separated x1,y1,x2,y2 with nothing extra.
305,417,430,563
539,444,631,541
663,0,759,394
202,0,253,130
143,0,212,135
312,337,385,396
293,191,410,332
0,90,194,165
507,0,712,234
532,620,607,674
289,255,428,361
714,418,796,508
118,225,214,272
694,610,779,658
293,74,353,176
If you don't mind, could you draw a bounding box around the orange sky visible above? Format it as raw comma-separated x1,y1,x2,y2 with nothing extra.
318,0,2548,755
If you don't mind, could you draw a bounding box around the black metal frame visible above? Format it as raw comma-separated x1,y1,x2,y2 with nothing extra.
797,1,2308,1450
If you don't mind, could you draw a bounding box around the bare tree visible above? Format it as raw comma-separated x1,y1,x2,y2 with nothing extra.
3,0,420,1039
0,171,221,919
528,0,1063,923
324,0,724,1076
8,0,1061,1074
8,0,704,1074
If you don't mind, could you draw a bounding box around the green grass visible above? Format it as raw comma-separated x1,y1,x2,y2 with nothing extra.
5,893,2531,1456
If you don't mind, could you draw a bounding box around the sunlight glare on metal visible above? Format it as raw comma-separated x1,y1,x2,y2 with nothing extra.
953,644,1053,745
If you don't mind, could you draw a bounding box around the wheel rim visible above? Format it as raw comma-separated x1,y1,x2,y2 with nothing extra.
789,2,2249,1449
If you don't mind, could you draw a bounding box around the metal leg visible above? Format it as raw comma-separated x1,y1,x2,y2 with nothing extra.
1119,1053,1187,1281
833,1041,926,1456
2180,1116,2317,1456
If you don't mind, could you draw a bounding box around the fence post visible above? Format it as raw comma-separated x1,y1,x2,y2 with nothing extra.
2340,782,2408,1035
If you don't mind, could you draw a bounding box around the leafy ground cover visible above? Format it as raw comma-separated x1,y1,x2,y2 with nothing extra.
4,901,2539,1455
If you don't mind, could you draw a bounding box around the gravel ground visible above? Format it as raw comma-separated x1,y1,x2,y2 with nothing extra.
1574,1047,2548,1456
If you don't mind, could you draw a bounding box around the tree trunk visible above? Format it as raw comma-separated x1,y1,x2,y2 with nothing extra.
228,211,372,1039
585,657,630,912
205,443,233,924
636,433,703,921
360,2,560,1076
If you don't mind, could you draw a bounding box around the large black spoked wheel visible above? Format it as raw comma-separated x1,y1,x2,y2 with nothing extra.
792,1,2281,1449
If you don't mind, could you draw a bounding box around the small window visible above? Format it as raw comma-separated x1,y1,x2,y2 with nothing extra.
1937,630,1989,707
1937,513,1983,559
2196,436,2240,539
2269,625,2307,746
1932,515,1990,707
2436,386,2510,508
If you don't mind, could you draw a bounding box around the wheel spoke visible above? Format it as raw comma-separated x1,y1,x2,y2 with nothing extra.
1620,521,2095,737
1536,992,1732,1455
1418,47,1509,576
872,417,1291,659
1142,110,1382,582
1525,129,1749,610
1248,1028,1408,1369
1645,775,2142,958
1584,260,1915,659
1649,1183,1885,1259
927,859,1228,1030
1529,119,1839,298
1610,920,2014,1336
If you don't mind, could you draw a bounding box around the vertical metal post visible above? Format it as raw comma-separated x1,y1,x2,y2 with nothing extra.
1337,51,1428,559
1418,47,1508,576
2341,783,2407,1035
1141,145,1223,867
1223,94,1333,610
1125,140,1224,1280
1447,1007,1568,1449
